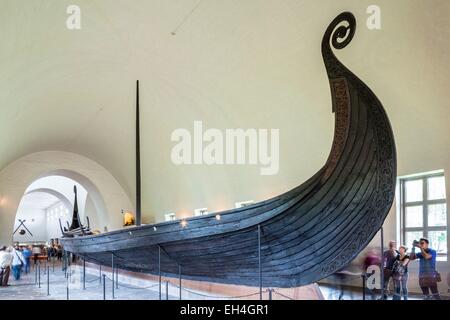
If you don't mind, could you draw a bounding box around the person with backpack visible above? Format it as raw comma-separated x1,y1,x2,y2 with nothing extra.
22,246,32,274
392,245,410,300
11,246,25,281
0,246,13,287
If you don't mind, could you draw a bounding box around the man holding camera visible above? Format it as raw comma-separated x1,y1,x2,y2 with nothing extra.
410,238,441,300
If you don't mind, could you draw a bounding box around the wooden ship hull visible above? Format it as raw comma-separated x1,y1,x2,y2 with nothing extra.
61,12,397,288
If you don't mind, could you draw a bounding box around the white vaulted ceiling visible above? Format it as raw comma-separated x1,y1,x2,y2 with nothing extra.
0,0,449,223
18,192,59,211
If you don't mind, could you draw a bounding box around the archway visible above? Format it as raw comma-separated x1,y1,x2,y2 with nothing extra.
12,176,92,244
25,188,72,213
0,151,134,246
13,191,67,245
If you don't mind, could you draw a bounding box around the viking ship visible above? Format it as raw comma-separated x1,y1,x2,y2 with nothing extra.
59,186,93,237
61,12,397,288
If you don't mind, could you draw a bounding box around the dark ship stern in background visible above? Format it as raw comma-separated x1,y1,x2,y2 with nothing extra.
59,186,92,237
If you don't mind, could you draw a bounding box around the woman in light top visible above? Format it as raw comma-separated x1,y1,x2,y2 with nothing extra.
392,245,410,300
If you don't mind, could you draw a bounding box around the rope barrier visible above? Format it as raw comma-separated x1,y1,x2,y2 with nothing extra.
272,290,295,300
330,272,366,282
10,282,36,287
101,274,159,290
118,282,160,290
85,282,101,289
168,282,263,299
86,276,101,283
103,275,113,281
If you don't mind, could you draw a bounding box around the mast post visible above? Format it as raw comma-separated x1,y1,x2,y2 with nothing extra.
136,80,142,226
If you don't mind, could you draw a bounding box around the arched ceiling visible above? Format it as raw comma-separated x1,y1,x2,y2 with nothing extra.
18,192,60,211
1,0,449,223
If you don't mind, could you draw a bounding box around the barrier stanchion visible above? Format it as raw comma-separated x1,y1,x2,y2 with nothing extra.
47,266,50,296
158,246,161,300
111,254,115,299
166,281,169,300
178,264,182,300
362,273,366,301
380,227,384,299
258,224,262,301
66,269,69,300
63,251,67,277
103,274,106,300
38,263,41,288
83,259,86,290
116,265,119,290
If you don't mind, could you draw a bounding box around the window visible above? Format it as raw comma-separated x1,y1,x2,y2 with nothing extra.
164,213,176,222
400,172,447,260
194,208,208,217
235,200,254,208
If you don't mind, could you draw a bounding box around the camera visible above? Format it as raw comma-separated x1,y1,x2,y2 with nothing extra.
412,240,420,247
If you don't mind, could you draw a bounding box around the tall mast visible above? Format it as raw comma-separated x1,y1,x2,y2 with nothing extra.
136,80,142,226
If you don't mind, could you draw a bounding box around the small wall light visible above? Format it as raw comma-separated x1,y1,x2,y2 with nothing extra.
180,220,188,228
215,214,221,221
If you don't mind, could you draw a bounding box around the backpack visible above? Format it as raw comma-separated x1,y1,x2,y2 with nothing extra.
393,260,406,277
14,251,24,268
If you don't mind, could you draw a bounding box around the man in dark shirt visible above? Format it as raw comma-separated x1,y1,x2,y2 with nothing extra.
410,238,441,300
380,240,398,299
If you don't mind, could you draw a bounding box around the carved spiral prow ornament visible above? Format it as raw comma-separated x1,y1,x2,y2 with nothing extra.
322,12,358,87
325,12,356,50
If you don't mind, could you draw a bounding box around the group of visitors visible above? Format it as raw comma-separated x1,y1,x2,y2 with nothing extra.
381,238,441,300
0,245,27,286
0,244,64,287
31,245,63,263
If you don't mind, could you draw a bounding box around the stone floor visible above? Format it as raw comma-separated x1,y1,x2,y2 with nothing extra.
0,264,178,300
317,283,450,300
0,262,256,300
0,263,446,300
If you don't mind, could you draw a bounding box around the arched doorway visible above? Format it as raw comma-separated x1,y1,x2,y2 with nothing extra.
0,151,134,246
13,190,69,245
12,175,92,245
